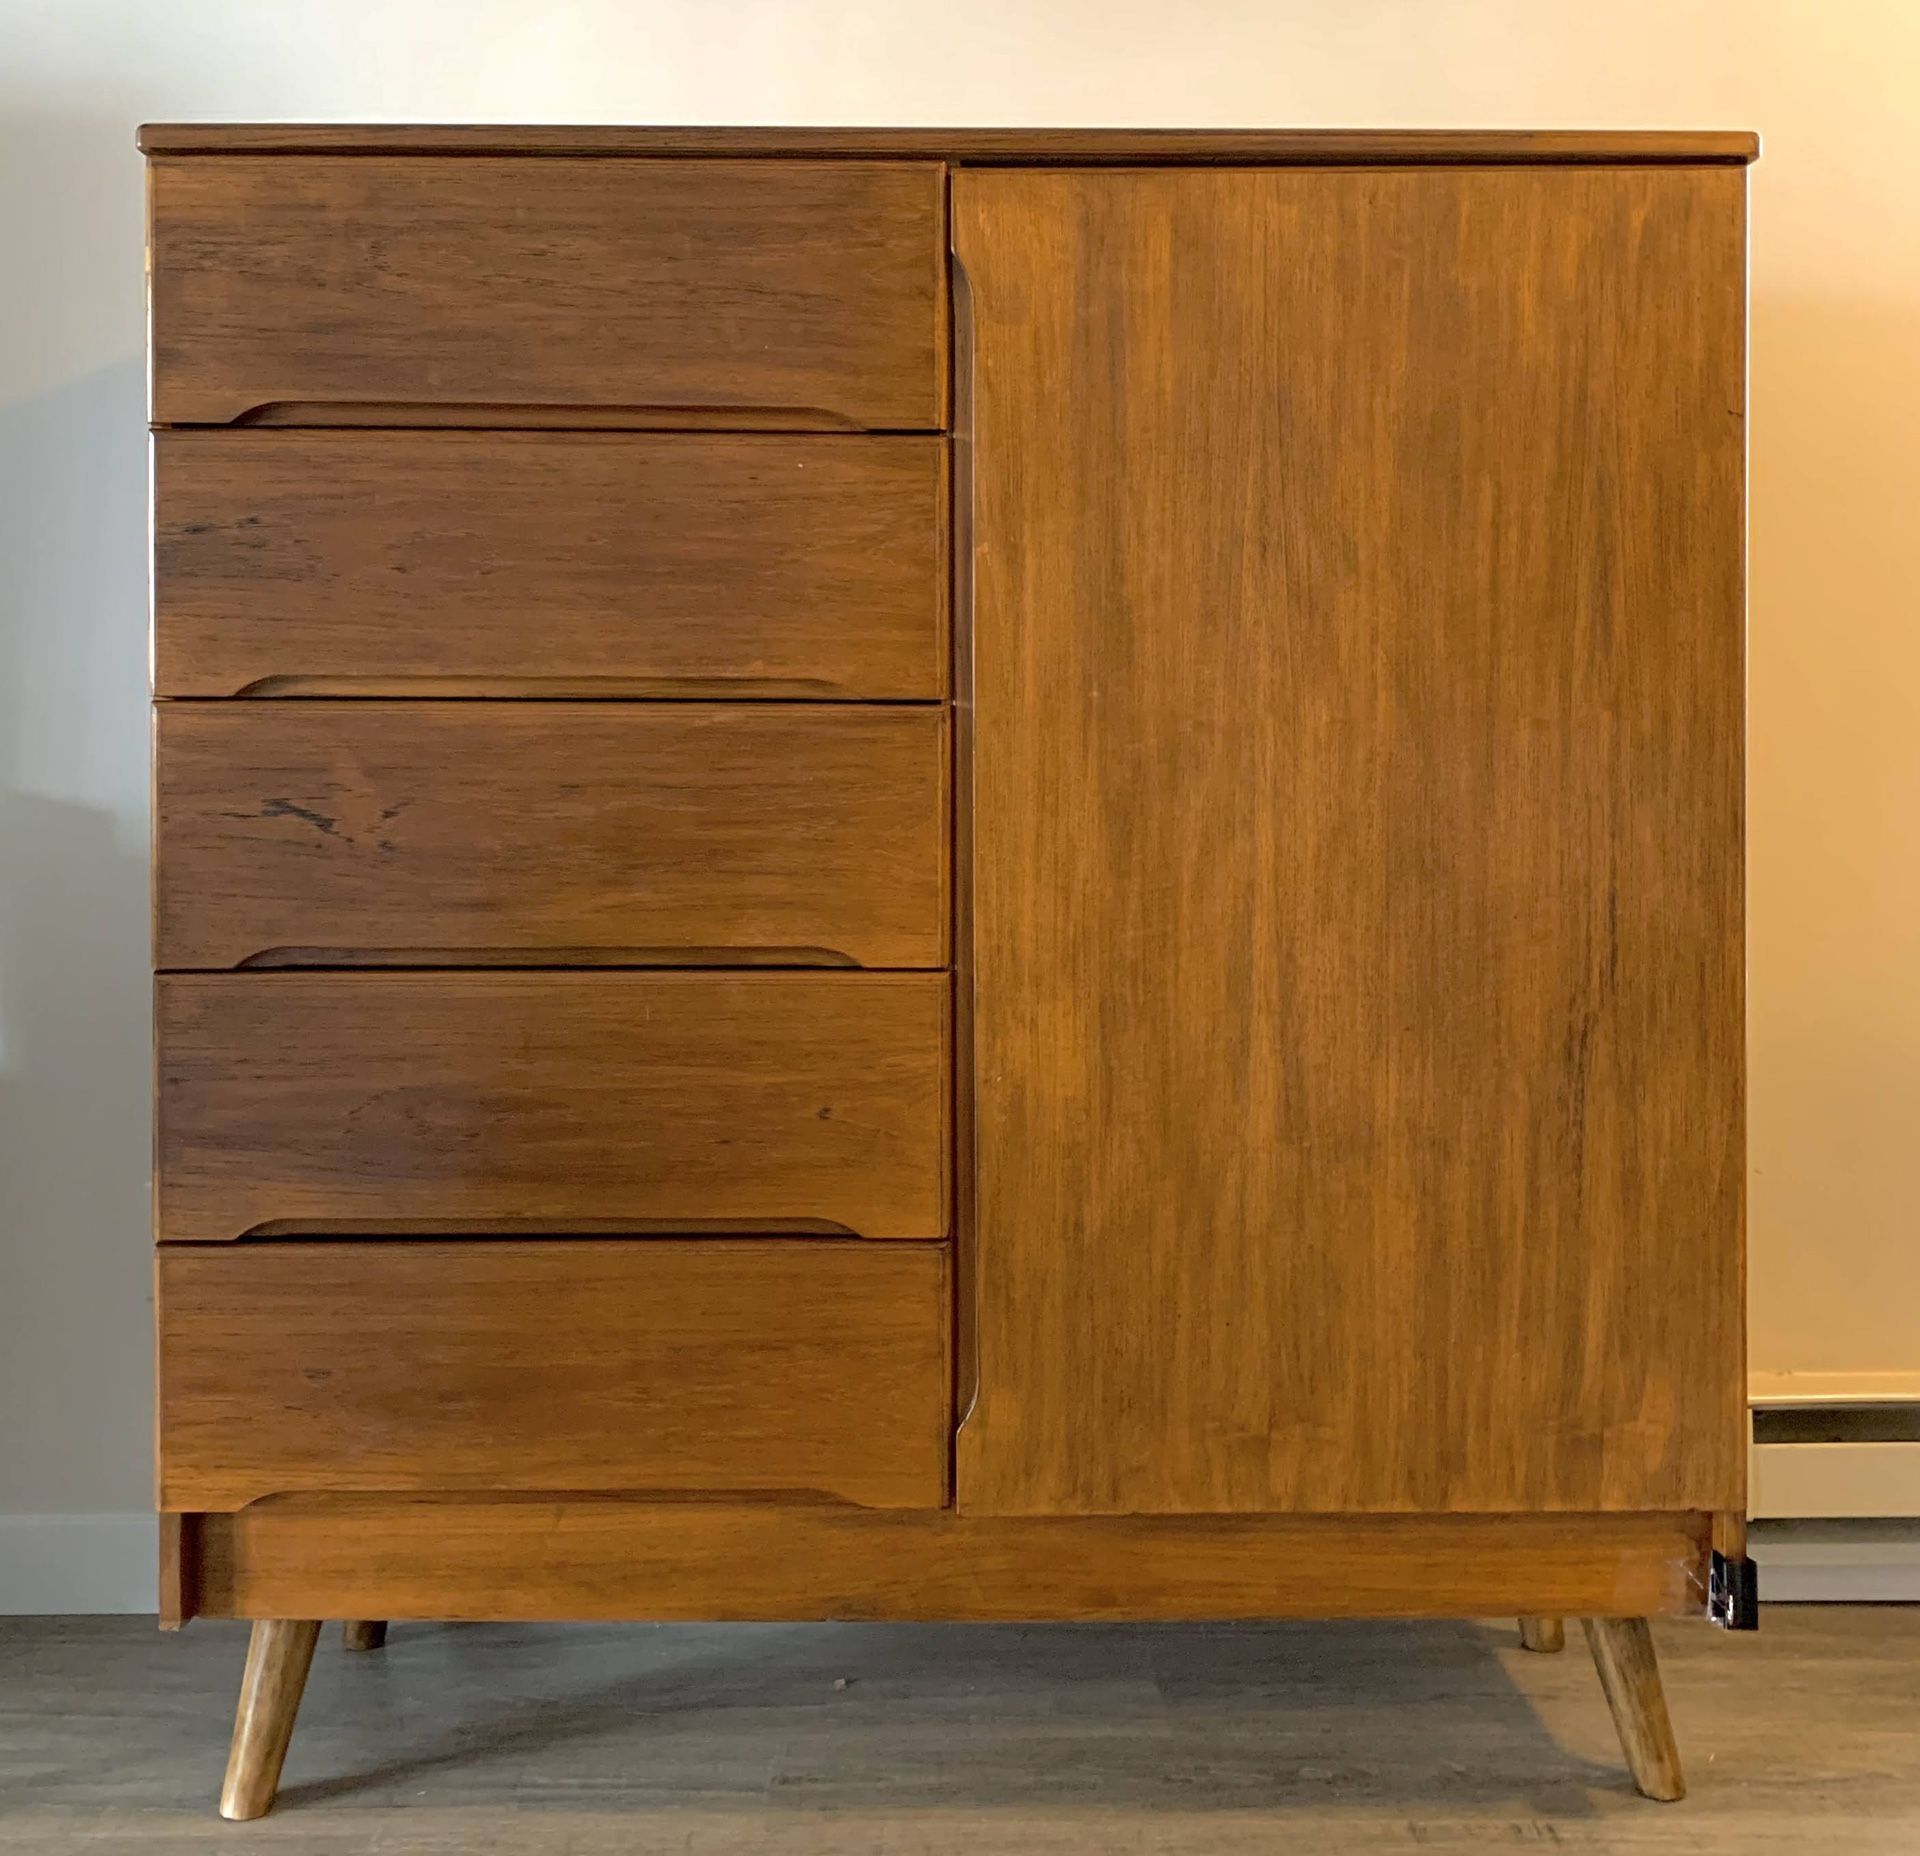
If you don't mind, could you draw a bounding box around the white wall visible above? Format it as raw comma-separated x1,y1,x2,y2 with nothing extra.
5,0,1917,1609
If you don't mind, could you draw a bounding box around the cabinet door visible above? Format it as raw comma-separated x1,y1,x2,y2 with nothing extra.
955,169,1745,1516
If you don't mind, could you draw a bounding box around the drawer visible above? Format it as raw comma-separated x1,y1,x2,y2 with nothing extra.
155,703,948,970
156,973,948,1241
158,1239,950,1510
153,432,947,698
149,157,946,428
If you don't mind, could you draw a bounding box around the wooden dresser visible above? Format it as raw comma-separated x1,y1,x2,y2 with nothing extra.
142,124,1757,1819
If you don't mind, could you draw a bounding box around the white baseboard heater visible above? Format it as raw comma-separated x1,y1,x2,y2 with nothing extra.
1749,1373,1920,1602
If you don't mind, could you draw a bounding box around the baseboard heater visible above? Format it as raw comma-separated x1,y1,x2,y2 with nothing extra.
1749,1374,1920,1601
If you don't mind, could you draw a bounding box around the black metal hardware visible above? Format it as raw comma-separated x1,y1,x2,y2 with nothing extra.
1708,1547,1759,1630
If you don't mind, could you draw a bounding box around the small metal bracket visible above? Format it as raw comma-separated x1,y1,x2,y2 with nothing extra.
1709,1547,1759,1630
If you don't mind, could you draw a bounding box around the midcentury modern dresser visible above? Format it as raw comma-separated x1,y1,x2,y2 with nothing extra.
142,123,1756,1819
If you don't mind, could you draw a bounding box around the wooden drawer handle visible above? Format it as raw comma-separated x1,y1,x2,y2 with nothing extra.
214,401,874,431
227,947,866,971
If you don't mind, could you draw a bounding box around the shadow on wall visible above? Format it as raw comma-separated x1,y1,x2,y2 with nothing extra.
0,353,153,1514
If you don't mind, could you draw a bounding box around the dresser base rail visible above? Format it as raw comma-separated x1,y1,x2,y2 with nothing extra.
171,1498,1717,1625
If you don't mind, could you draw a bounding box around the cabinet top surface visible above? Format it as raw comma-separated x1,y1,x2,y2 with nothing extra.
136,124,1760,163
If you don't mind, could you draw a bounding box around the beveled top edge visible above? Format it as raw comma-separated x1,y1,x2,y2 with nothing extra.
136,124,1761,164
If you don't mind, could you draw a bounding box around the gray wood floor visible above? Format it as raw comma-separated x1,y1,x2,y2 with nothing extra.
1,1609,1915,1852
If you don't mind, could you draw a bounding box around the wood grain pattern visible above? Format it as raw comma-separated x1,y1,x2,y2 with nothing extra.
157,1513,195,1629
149,158,946,427
188,1498,1708,1621
1519,1616,1567,1653
218,1619,319,1820
155,703,947,970
136,124,1762,163
158,1241,951,1511
954,168,1746,1517
1583,1616,1687,1801
155,973,948,1240
153,431,947,697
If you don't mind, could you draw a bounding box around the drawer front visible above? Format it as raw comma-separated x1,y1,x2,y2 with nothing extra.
155,703,948,970
156,973,948,1241
149,157,946,427
153,432,947,698
159,1239,951,1510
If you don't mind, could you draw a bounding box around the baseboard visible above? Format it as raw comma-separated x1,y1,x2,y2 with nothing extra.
1750,1519,1920,1602
0,1513,157,1614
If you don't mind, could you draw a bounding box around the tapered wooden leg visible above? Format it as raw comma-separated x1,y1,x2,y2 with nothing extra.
1582,1617,1685,1802
341,1619,388,1652
1518,1615,1565,1652
219,1619,321,1821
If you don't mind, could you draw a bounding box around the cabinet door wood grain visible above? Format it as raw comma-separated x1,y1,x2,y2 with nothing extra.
153,432,946,697
159,1240,951,1510
156,973,948,1240
149,157,946,428
955,168,1745,1516
155,703,947,970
